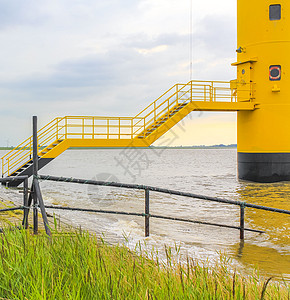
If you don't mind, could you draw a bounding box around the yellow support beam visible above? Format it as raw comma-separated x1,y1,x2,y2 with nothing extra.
185,101,256,111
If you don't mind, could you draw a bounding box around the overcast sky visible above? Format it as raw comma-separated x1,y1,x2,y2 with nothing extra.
0,0,237,146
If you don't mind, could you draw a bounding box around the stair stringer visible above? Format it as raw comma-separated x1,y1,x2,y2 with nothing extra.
7,157,55,187
6,140,69,187
140,102,196,145
137,102,189,139
41,139,70,160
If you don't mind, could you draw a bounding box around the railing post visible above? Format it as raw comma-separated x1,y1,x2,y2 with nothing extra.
131,118,133,139
82,118,84,139
191,81,193,101
32,116,38,234
107,119,109,139
7,158,10,177
240,203,245,240
92,117,95,139
30,137,32,160
56,118,59,140
145,189,150,237
65,117,67,139
119,118,121,139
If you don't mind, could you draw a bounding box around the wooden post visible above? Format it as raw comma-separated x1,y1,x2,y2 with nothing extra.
240,204,245,240
22,177,29,229
34,179,51,236
22,184,34,228
145,189,150,237
32,116,52,236
33,116,38,234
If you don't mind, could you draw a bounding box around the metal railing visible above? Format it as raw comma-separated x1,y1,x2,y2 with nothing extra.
36,175,289,240
2,173,287,242
1,80,254,177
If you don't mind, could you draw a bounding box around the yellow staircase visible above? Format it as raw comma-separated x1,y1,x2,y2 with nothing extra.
1,80,256,185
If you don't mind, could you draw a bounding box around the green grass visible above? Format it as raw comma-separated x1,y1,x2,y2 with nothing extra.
0,226,288,299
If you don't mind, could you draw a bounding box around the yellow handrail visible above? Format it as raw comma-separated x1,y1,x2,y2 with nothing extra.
1,80,254,177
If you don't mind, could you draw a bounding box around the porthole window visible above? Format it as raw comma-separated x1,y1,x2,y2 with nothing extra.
269,4,281,21
269,65,281,81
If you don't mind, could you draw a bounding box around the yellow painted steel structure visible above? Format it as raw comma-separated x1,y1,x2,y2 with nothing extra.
4,0,290,183
236,0,290,153
235,0,290,181
1,80,256,178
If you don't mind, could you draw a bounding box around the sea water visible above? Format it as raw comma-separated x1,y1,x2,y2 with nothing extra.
0,148,289,279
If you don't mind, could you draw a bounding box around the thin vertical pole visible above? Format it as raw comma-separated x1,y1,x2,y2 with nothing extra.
92,117,95,139
56,118,59,140
145,189,150,237
33,116,38,234
65,117,67,139
34,179,51,236
191,81,193,101
107,119,109,139
22,177,29,229
119,118,121,139
240,204,245,240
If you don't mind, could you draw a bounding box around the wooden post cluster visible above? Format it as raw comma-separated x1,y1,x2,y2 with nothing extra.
21,116,51,236
32,116,38,234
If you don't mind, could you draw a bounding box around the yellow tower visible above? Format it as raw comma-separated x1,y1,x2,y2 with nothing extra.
236,0,290,182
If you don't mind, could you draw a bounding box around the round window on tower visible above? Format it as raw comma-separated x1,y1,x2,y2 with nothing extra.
269,65,281,81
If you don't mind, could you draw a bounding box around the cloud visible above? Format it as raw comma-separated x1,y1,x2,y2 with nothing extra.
123,32,188,49
197,14,237,57
0,31,190,95
0,1,238,146
0,0,48,29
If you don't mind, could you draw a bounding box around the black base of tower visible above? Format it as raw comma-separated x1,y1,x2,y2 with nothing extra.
238,152,290,183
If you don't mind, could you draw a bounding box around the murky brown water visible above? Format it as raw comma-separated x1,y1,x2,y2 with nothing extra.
0,149,289,279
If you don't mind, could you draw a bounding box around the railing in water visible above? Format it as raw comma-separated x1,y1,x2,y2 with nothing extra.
0,174,289,242
1,80,254,177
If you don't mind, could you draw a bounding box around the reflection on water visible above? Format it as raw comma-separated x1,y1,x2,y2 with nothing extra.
235,182,290,279
238,183,290,249
0,149,289,279
235,241,290,279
